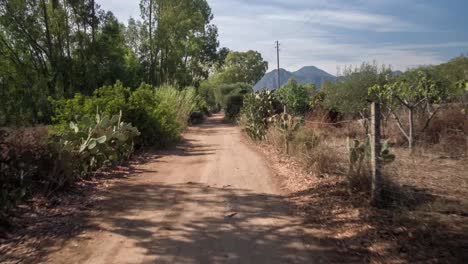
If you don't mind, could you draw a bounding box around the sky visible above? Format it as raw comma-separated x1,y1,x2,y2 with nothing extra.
98,0,468,75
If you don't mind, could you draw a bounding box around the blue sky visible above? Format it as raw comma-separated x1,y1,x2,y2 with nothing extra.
98,0,468,75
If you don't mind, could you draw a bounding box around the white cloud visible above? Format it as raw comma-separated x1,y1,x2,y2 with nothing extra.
98,0,140,22
262,10,416,32
94,0,466,74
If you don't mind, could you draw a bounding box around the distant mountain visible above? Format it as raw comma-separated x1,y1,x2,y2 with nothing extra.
254,66,336,91
393,70,404,76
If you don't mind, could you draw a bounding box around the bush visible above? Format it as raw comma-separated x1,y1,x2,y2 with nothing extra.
322,63,392,114
51,82,198,147
240,90,281,140
266,126,342,177
128,84,198,147
50,81,131,131
45,112,140,190
276,79,313,115
2,82,200,220
1,127,49,221
269,112,304,154
225,95,244,120
198,79,221,112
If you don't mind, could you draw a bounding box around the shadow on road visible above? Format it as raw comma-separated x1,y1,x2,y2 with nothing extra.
1,115,376,263
76,181,371,263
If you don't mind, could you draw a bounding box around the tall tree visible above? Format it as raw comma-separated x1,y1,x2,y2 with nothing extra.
214,50,268,85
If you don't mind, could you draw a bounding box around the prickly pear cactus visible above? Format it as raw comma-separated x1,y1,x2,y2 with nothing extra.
270,112,304,154
50,111,140,186
347,136,395,176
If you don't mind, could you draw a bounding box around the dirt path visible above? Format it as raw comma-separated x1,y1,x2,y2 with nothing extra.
44,114,328,264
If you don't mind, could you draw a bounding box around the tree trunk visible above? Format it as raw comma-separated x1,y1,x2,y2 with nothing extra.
91,0,95,43
41,0,55,94
408,108,414,152
148,0,154,86
370,102,383,207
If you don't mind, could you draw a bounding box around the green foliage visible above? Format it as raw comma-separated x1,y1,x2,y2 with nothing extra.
347,136,395,176
214,50,268,85
139,0,219,87
50,81,131,130
225,95,245,120
269,113,304,154
433,55,468,97
0,0,221,126
370,70,448,106
323,63,392,114
276,79,313,115
128,84,198,146
369,69,449,150
217,83,252,119
218,83,252,107
50,81,198,147
240,90,280,140
47,112,140,190
198,79,222,112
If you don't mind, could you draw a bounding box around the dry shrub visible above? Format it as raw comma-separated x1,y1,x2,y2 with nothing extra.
1,126,50,219
305,110,366,139
267,126,345,177
340,120,366,139
384,105,466,152
265,125,285,153
422,107,467,157
1,126,49,165
298,140,343,177
382,115,407,146
347,163,372,194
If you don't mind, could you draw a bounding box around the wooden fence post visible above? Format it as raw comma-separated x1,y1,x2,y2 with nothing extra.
370,102,383,207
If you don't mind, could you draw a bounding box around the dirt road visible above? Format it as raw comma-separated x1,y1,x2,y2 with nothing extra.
45,114,327,264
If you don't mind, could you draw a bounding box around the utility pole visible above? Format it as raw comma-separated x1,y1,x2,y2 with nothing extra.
275,41,281,89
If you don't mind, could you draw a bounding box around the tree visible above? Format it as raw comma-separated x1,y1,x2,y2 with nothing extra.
323,63,392,115
370,69,448,151
276,79,313,115
215,50,268,85
138,0,219,87
0,0,138,125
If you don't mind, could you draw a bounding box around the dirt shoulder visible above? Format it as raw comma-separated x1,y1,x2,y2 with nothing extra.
249,137,468,263
2,114,465,263
0,115,332,263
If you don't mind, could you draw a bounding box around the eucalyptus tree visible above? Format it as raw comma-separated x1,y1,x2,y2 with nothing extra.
139,0,219,87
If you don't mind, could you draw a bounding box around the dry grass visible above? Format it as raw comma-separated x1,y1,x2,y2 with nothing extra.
255,107,468,262
266,126,345,178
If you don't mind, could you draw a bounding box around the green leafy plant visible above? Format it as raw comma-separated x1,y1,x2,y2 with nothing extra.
370,70,448,151
240,90,280,140
276,79,313,115
128,84,197,146
347,136,396,177
47,111,140,190
270,113,303,154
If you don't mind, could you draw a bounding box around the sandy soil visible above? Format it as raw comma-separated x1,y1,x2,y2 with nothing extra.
42,114,330,264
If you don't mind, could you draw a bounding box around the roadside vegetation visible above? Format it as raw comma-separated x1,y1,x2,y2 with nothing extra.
1,0,466,262
236,58,468,262
0,0,268,226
